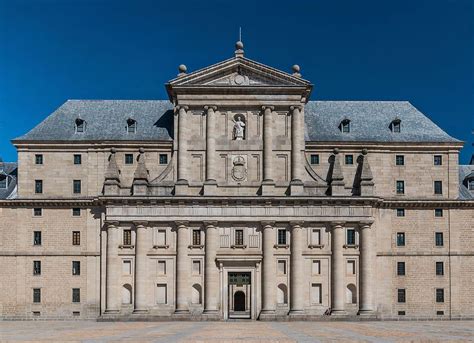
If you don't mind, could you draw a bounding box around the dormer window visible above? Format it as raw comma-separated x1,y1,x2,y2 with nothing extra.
0,174,7,189
465,172,474,191
127,118,137,133
340,119,350,133
390,118,401,133
75,118,85,133
469,180,474,191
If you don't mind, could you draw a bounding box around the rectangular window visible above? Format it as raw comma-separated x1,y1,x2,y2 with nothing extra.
395,155,405,166
73,180,81,194
436,261,444,276
436,288,444,303
396,180,405,195
33,261,41,275
345,155,354,165
346,229,356,245
310,154,319,165
73,311,80,316
159,154,168,165
393,122,401,133
72,288,80,303
235,229,244,246
0,175,6,189
277,229,287,245
32,311,41,316
156,229,166,246
437,311,444,316
156,284,167,304
435,232,444,247
157,260,166,275
123,229,132,246
347,260,356,275
125,154,134,164
33,231,42,246
278,260,287,275
72,208,81,216
33,288,41,303
34,208,42,216
35,154,43,165
35,180,43,194
469,180,474,191
73,154,82,165
434,209,443,217
311,283,322,304
396,208,405,217
434,155,443,166
72,231,80,245
342,122,350,133
397,262,405,276
398,311,406,316
434,181,443,195
192,260,201,275
397,289,406,303
192,229,201,246
72,261,80,275
123,260,132,275
397,232,405,247
312,260,321,275
311,229,321,245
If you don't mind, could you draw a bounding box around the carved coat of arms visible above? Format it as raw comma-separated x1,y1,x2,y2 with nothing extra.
231,155,247,182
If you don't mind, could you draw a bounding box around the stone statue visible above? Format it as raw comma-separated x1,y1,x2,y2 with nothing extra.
233,115,246,140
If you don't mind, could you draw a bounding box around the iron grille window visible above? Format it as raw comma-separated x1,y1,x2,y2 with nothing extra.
435,232,444,246
235,229,244,246
33,231,42,246
310,154,319,165
436,288,444,303
397,262,405,276
434,155,443,166
33,261,41,275
397,232,405,247
345,155,354,165
397,289,406,303
192,229,201,246
72,231,80,246
346,229,356,245
72,208,81,216
228,272,251,285
33,288,41,303
434,209,443,217
277,229,287,245
395,155,405,166
72,261,80,275
72,288,81,303
74,154,82,165
34,208,42,216
436,262,444,276
434,181,443,195
35,154,43,165
396,180,405,195
159,154,168,165
396,208,405,217
123,230,132,246
35,180,43,194
125,154,134,164
73,180,81,194
398,311,405,316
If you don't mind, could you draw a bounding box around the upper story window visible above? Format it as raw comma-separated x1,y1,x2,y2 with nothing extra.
434,209,443,217
346,229,356,245
123,229,132,246
35,180,43,194
33,231,42,246
395,155,404,166
390,118,401,133
396,180,405,195
125,154,134,165
277,229,287,245
33,208,42,216
72,208,81,216
396,208,405,217
35,154,43,165
126,118,137,133
434,181,443,195
345,155,354,165
396,232,405,246
310,154,320,165
434,155,443,166
0,175,7,189
159,154,168,165
192,229,201,246
73,180,82,194
339,119,351,133
33,261,41,275
435,232,444,246
74,154,82,165
235,229,244,246
75,118,86,133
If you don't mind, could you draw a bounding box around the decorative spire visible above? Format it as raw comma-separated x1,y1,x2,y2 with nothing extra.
292,64,301,78
177,64,187,77
235,40,244,58
133,148,149,181
104,148,120,182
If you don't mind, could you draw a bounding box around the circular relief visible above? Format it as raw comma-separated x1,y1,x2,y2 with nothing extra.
234,74,245,85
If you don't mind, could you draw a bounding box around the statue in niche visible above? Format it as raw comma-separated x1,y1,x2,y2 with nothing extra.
232,114,246,140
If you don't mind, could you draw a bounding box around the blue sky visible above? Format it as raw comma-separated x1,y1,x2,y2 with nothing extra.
0,0,473,163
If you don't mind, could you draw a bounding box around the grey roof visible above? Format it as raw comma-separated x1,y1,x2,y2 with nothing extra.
15,100,459,144
0,162,18,199
459,165,474,200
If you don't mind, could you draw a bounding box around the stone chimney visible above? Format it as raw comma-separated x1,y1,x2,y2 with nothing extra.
103,148,121,195
359,149,374,196
132,148,149,196
331,148,346,196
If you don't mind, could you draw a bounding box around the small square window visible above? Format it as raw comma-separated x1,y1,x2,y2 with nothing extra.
397,262,405,276
125,154,134,164
395,155,404,166
35,154,43,165
346,229,356,245
435,232,444,247
123,229,132,246
396,208,405,217
73,180,81,194
35,180,43,194
72,261,81,275
396,180,405,195
74,155,82,165
33,288,41,303
33,261,41,275
434,181,443,195
437,311,444,316
436,262,444,276
33,231,42,246
34,208,42,216
397,289,406,303
397,232,405,247
72,288,81,303
72,208,81,216
72,231,81,245
434,209,443,217
436,288,444,303
434,155,443,166
345,155,354,165
398,311,406,316
159,154,168,165
277,229,287,245
310,154,320,165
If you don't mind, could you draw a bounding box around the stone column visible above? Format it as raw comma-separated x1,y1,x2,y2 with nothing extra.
105,221,120,313
290,106,304,182
133,221,148,313
261,221,276,314
205,106,217,183
359,221,375,314
331,222,346,314
204,221,219,314
175,221,189,313
177,106,188,182
262,106,274,182
289,221,304,314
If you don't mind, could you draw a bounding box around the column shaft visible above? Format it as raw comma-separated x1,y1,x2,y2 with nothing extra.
291,106,304,181
204,222,219,313
105,222,120,313
331,223,346,314
177,106,188,182
359,224,375,314
205,106,217,182
263,106,274,182
290,223,304,314
261,223,276,313
175,222,189,313
134,222,148,313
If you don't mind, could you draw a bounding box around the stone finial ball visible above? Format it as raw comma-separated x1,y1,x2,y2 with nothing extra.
178,64,187,73
292,64,301,73
362,148,368,155
110,148,116,154
235,41,244,50
333,148,340,154
139,147,145,154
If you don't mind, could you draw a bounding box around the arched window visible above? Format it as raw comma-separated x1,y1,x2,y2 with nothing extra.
277,284,288,304
122,284,132,304
339,119,351,133
346,284,357,304
390,118,401,133
191,284,202,304
127,118,137,133
75,118,86,133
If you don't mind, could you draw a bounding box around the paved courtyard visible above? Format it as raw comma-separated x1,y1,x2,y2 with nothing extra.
1,320,473,342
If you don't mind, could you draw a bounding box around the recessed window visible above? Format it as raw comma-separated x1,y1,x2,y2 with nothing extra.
391,119,401,133
347,260,356,275
436,288,444,303
345,155,354,165
122,260,132,275
312,260,321,275
33,261,41,275
72,208,81,216
159,154,168,165
33,231,42,246
311,229,321,245
125,154,134,164
33,288,41,303
398,311,406,316
310,154,320,165
278,260,287,275
340,119,350,133
468,180,474,190
72,231,80,245
74,154,82,165
32,311,41,316
397,262,405,276
235,229,244,246
436,261,444,276
434,181,443,195
157,260,166,275
34,208,42,216
192,260,201,275
435,232,444,247
35,180,43,194
156,284,167,304
72,288,81,303
396,208,405,217
397,289,406,303
155,229,166,246
397,232,405,247
346,229,356,245
75,119,85,133
434,209,443,217
192,229,201,246
73,180,81,194
434,155,442,166
72,261,81,275
396,180,405,195
0,175,7,189
123,229,132,246
73,311,80,316
35,154,43,165
277,229,287,245
126,118,137,133
395,155,404,166
437,311,444,316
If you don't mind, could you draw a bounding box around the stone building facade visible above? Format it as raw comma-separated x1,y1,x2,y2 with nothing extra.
1,42,473,320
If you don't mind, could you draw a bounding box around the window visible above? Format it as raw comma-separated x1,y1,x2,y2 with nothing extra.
396,232,405,247
75,119,85,133
33,288,41,303
346,229,356,245
72,261,80,275
156,284,167,304
310,154,319,165
235,229,244,246
434,209,443,217
192,229,201,246
312,260,321,275
32,311,41,316
157,261,166,275
437,311,444,316
435,232,444,247
436,262,444,276
397,289,406,303
159,154,168,165
347,260,356,275
72,231,80,245
395,155,405,166
123,229,132,246
396,208,405,217
278,260,287,275
73,311,80,316
311,229,321,245
434,181,443,195
311,284,322,304
125,154,134,164
72,288,81,303
436,288,444,303
277,229,287,245
398,311,406,316
74,154,82,165
35,180,43,194
33,231,42,246
33,261,41,275
123,260,132,275
391,120,401,133
340,119,350,133
397,262,405,276
434,155,443,166
35,154,43,165
469,180,474,191
345,155,353,165
34,208,42,216
155,229,166,246
192,260,201,275
0,175,6,189
127,118,137,133
73,180,81,194
396,180,405,195
72,208,81,216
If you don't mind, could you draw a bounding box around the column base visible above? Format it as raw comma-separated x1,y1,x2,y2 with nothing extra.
289,309,305,316
104,309,120,314
358,309,376,316
331,310,347,316
174,309,190,315
133,309,149,314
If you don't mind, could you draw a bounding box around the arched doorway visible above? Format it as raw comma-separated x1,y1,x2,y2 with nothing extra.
234,291,245,311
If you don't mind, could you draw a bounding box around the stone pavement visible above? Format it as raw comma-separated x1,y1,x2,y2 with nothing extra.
0,320,473,342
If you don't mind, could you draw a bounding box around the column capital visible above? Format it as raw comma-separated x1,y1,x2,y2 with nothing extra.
261,105,274,112
359,220,374,229
290,105,303,112
104,221,119,229
330,221,345,229
175,221,189,229
289,220,304,228
175,105,189,113
203,220,218,228
204,105,217,111
133,221,148,228
261,221,275,228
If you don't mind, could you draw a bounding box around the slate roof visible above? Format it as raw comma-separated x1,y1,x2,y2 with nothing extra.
459,165,474,200
14,100,459,144
0,161,18,199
